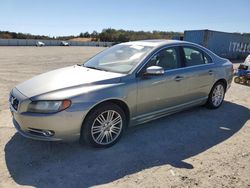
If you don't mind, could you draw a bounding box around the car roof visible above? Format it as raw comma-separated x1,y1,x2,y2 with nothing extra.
120,39,191,48
119,39,220,62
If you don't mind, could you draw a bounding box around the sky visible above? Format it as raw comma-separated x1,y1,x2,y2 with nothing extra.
0,0,249,37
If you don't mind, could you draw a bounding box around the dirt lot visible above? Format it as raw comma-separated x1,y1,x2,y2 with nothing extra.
0,47,249,188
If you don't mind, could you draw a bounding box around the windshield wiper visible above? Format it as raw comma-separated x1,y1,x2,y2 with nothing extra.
84,65,108,71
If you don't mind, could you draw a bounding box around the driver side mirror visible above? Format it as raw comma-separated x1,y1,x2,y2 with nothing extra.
144,66,164,76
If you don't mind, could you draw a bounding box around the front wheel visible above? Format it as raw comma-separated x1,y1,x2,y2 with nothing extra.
206,82,225,109
234,76,240,83
81,103,126,148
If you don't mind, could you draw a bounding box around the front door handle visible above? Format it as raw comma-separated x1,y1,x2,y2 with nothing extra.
208,70,213,75
174,76,184,81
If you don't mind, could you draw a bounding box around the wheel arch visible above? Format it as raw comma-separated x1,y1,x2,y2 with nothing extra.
82,98,131,128
214,78,227,91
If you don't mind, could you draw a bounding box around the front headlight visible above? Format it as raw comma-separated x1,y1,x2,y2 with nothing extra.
27,100,71,113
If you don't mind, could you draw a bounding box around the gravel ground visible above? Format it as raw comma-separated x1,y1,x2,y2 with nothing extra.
0,47,249,188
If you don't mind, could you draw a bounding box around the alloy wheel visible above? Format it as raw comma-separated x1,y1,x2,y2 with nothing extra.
211,84,224,107
91,110,123,145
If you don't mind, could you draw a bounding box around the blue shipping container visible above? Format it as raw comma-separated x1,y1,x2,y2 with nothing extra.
184,30,250,59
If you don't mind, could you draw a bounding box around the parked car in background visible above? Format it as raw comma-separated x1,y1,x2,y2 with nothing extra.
234,62,250,85
60,41,70,46
36,41,45,47
9,40,233,148
245,54,250,63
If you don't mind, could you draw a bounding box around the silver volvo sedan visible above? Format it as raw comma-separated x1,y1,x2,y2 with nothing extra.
9,40,233,147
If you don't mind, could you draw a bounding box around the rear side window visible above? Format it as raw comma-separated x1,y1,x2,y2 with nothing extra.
204,53,212,64
183,47,212,67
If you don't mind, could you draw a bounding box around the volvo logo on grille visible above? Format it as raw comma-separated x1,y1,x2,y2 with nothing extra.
10,95,19,110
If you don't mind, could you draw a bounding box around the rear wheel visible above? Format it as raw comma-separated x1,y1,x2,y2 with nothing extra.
206,82,225,109
242,77,247,84
81,103,126,148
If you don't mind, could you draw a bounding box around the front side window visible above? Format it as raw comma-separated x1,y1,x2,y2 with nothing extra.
83,44,153,73
183,47,212,66
147,47,181,70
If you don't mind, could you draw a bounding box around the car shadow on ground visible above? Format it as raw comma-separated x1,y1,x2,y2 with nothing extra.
4,101,250,187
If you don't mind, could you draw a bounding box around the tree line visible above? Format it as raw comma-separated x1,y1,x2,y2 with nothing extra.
79,29,183,42
0,31,51,40
0,29,183,42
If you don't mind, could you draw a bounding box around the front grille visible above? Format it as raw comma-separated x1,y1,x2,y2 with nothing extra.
9,95,19,110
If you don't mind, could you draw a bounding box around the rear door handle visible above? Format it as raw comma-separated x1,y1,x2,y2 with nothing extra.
208,70,213,75
174,76,184,81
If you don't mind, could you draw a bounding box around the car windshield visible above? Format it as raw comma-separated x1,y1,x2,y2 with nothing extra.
83,44,153,73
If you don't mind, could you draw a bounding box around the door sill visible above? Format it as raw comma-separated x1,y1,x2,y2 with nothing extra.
131,97,207,126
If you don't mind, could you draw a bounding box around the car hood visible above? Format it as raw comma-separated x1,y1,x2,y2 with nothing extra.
16,65,124,98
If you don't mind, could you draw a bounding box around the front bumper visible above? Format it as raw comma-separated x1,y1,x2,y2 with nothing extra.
12,118,62,141
11,110,84,141
9,88,87,142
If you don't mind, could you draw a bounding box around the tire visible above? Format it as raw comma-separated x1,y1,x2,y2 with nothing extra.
206,82,226,109
80,103,126,148
234,77,240,84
